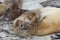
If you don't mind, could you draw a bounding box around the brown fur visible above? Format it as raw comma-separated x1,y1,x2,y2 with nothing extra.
2,0,26,21
3,8,28,21
0,4,7,17
3,0,23,9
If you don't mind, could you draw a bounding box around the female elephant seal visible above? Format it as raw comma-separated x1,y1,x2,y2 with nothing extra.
13,7,60,37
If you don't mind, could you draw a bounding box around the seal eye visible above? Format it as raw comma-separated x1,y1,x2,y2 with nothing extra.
19,24,24,29
20,24,23,28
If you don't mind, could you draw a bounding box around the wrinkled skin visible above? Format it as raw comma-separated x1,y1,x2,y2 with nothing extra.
13,7,60,37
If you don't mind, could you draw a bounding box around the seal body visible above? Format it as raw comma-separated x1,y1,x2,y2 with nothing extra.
36,7,60,36
13,7,60,37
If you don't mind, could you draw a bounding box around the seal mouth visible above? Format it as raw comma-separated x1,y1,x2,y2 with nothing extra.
20,30,28,37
